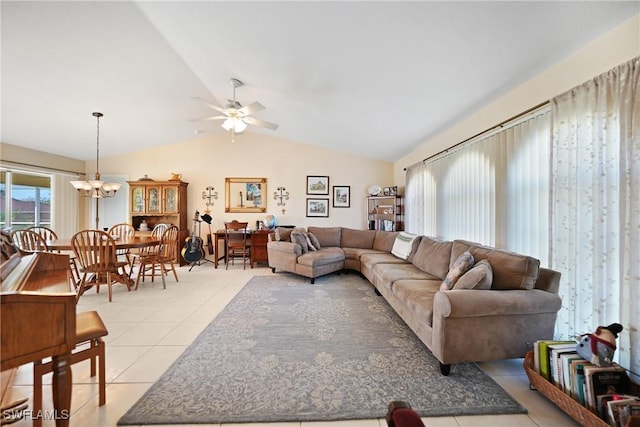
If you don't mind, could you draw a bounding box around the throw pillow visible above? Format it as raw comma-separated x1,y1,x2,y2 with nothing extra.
307,232,321,250
304,232,318,251
441,251,474,290
274,227,293,242
391,231,420,260
290,230,309,253
453,259,493,290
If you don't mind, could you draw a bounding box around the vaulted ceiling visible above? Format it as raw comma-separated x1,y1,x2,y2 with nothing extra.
2,1,638,162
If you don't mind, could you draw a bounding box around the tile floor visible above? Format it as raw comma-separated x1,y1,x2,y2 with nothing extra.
5,263,580,427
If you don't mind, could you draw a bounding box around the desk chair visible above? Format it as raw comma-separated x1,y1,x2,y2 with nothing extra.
224,221,250,269
71,229,132,302
33,311,108,427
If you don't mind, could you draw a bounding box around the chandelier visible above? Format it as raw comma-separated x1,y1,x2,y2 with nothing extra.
70,112,121,198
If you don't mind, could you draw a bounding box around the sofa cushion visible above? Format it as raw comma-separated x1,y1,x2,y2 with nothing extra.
441,251,474,290
453,259,493,290
391,232,420,260
392,279,442,326
308,226,342,247
372,262,436,288
373,230,399,251
297,247,345,267
360,252,408,272
451,240,540,290
411,236,452,280
341,228,376,249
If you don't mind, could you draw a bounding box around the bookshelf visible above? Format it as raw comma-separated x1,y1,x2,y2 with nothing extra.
366,195,403,231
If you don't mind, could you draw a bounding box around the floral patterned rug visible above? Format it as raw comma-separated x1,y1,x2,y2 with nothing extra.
118,273,526,424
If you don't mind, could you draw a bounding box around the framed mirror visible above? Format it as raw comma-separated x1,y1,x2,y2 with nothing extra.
225,177,267,213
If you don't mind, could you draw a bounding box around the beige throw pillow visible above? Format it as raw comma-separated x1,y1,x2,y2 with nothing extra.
453,259,493,290
441,251,474,290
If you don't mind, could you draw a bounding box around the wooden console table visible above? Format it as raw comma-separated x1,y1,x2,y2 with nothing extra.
213,229,271,268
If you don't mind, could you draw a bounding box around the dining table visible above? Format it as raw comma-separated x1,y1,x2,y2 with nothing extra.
46,235,161,288
45,235,160,252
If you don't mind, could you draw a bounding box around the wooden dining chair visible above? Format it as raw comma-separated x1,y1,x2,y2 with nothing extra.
71,229,132,302
28,225,82,287
33,310,108,426
224,221,251,269
10,229,50,253
27,226,58,241
135,225,179,289
107,223,136,275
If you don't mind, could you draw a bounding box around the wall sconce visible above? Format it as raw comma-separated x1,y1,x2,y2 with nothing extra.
202,186,218,213
273,186,290,215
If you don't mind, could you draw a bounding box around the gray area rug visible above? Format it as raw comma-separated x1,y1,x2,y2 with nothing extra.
118,273,526,424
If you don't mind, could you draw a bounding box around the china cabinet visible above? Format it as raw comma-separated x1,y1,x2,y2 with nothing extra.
127,180,189,265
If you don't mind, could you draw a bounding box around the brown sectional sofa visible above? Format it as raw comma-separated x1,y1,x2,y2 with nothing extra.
267,226,562,375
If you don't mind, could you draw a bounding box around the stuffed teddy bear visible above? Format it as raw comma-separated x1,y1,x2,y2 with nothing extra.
576,323,623,367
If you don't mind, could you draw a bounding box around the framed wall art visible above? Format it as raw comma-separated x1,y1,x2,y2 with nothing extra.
332,185,350,208
225,177,267,213
306,198,329,217
306,176,329,195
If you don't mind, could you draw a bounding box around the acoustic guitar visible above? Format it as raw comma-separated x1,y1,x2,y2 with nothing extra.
182,210,205,263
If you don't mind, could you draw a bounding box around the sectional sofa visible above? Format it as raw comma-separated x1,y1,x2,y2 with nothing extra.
267,226,562,375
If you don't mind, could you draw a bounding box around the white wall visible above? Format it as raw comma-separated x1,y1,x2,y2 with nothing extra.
95,131,393,232
394,14,640,186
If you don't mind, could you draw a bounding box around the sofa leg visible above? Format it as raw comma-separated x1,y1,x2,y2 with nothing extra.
310,278,315,285
271,267,275,273
439,362,451,376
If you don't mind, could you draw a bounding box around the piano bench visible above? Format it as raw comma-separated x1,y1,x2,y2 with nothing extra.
32,311,108,425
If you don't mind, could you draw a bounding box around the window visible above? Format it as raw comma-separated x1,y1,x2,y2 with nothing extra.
0,168,52,230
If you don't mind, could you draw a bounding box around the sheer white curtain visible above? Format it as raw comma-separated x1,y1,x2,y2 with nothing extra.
51,173,79,237
551,56,640,375
404,161,426,235
415,108,551,256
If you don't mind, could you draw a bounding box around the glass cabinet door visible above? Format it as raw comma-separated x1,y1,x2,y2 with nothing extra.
147,186,161,213
163,186,178,213
131,186,145,213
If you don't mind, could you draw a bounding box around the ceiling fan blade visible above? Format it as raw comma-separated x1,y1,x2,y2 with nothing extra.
243,116,279,131
190,115,228,122
237,101,265,117
192,97,226,113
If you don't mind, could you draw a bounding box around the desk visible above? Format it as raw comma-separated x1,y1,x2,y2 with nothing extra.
213,230,271,269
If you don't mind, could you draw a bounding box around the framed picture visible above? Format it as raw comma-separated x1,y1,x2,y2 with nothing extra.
306,198,329,217
383,187,390,196
389,186,398,196
306,176,329,195
333,185,350,208
225,177,267,213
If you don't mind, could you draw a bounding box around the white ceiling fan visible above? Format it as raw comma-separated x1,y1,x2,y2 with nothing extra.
191,78,278,141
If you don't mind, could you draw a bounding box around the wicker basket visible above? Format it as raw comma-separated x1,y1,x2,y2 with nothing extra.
524,351,610,427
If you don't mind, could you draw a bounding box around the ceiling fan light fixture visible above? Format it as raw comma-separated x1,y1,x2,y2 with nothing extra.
222,117,247,133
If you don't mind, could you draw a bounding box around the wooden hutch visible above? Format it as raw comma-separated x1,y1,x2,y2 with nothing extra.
127,179,189,265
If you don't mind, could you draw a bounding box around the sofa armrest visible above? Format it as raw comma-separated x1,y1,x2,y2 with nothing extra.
267,241,302,256
434,289,562,319
431,289,563,364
